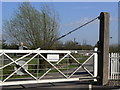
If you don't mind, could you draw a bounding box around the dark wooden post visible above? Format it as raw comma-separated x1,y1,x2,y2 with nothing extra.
98,12,110,85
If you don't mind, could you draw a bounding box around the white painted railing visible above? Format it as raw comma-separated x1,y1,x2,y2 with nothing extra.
0,49,98,86
109,53,120,80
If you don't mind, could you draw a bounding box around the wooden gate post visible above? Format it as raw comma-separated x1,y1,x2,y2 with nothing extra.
98,12,110,85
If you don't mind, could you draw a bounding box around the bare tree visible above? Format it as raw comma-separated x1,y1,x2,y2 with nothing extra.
3,2,59,49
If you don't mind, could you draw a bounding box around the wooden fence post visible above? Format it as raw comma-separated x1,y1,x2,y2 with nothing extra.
98,12,110,85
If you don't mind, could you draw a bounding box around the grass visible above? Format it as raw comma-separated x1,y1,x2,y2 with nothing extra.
1,54,90,80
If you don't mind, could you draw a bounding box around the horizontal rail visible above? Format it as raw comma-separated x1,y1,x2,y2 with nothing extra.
0,50,71,54
0,78,80,86
0,50,97,54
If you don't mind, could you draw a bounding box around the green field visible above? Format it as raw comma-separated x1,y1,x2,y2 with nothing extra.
0,54,90,80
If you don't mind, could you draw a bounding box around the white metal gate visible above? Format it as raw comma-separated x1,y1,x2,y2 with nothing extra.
109,53,120,80
0,48,98,86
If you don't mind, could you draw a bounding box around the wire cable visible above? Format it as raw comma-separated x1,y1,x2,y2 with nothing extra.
54,16,99,42
41,16,99,49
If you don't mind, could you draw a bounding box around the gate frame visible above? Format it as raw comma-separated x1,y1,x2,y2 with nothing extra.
0,49,98,86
